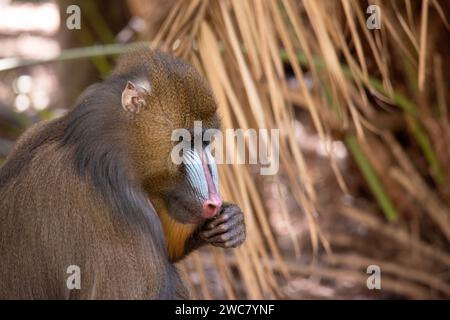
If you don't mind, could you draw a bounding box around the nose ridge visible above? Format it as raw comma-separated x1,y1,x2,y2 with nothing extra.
202,198,223,218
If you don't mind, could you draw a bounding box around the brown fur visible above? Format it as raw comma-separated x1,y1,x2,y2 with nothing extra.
0,48,220,299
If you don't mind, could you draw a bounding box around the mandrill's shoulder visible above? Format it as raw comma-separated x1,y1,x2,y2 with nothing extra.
0,118,64,182
10,118,62,152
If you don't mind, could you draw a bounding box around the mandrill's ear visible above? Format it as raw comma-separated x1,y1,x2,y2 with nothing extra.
121,81,151,114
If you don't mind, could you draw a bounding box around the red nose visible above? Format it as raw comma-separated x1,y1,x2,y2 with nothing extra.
202,198,223,218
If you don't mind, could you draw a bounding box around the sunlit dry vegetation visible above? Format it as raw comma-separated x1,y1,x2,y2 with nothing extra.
0,0,449,299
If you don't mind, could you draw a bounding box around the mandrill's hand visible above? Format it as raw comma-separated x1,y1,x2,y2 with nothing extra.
199,203,246,248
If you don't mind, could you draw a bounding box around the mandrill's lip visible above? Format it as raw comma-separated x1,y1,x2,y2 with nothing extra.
201,209,217,219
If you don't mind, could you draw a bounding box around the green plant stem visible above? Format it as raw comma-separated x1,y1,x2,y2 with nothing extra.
0,42,149,72
345,133,398,221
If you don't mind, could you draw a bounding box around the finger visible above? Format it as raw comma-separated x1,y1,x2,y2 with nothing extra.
206,209,239,229
209,241,228,248
200,222,228,239
206,209,243,230
202,215,243,239
221,235,245,248
208,224,244,243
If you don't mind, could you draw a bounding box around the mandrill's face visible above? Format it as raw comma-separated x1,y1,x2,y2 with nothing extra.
121,50,223,224
167,127,223,224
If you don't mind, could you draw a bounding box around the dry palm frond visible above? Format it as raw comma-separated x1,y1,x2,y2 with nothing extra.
130,0,450,299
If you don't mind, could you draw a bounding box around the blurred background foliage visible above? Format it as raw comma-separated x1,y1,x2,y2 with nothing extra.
0,0,449,299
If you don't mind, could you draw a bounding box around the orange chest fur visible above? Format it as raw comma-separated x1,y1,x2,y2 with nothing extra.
150,197,197,261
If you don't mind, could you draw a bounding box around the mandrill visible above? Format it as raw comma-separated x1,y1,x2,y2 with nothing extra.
0,47,246,299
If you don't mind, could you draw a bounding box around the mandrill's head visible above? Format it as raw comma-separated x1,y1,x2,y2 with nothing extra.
115,48,222,225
